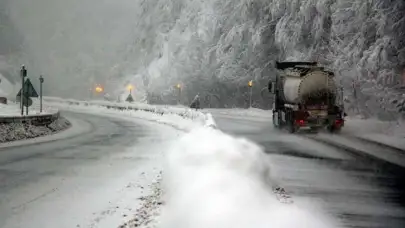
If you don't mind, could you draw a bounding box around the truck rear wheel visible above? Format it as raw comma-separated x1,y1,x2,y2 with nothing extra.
272,112,281,129
327,125,341,133
287,121,297,133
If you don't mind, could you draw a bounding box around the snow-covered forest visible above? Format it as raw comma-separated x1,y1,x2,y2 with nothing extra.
1,0,405,118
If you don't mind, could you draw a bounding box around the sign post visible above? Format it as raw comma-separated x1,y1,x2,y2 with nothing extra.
39,75,44,113
17,78,39,115
20,65,27,115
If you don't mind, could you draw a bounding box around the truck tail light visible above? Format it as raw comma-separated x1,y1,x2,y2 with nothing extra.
296,119,305,126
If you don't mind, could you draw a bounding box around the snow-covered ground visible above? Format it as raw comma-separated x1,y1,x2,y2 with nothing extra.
204,108,272,122
45,101,207,132
0,101,57,117
4,101,404,228
0,116,71,143
34,101,341,228
0,102,68,143
161,127,339,228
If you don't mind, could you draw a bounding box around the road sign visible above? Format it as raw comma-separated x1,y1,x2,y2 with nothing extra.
126,94,134,102
17,78,39,98
16,95,33,107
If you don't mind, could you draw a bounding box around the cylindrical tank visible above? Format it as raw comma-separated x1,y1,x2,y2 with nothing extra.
280,70,337,105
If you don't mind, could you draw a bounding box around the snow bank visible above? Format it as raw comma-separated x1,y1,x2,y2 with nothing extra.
44,97,208,129
0,117,71,143
161,127,338,228
0,102,58,117
204,108,272,122
207,108,272,117
0,101,67,143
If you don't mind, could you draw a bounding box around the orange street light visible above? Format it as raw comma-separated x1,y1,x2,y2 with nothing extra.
248,80,253,87
95,86,103,93
127,84,134,91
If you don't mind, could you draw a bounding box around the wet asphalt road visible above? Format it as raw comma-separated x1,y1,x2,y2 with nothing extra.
211,111,405,228
0,111,177,228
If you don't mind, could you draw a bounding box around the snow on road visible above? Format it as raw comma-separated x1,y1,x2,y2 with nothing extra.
0,111,179,228
10,103,340,228
210,108,405,228
6,102,404,228
208,107,405,150
161,127,339,228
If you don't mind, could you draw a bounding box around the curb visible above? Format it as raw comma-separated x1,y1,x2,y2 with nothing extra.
0,112,60,126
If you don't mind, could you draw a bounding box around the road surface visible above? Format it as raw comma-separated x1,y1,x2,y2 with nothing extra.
0,111,179,228
211,110,405,228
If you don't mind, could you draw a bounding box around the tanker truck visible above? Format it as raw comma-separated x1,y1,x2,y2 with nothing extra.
268,61,345,133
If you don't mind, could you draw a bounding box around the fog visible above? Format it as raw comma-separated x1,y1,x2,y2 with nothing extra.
2,0,145,98
1,0,405,116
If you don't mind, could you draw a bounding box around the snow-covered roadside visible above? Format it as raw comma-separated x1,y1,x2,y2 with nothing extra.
204,108,272,122
47,102,207,132
0,102,57,116
0,116,71,143
0,102,69,143
339,116,405,151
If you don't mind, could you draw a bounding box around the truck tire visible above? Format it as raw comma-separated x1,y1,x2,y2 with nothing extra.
287,120,297,133
327,125,341,133
272,112,281,129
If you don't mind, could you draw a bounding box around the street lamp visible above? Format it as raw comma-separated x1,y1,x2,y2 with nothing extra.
95,85,103,93
248,80,253,108
20,65,27,115
127,84,134,94
176,83,181,104
39,75,44,112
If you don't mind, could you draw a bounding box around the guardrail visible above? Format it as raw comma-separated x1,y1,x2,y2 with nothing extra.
43,97,207,123
0,112,60,126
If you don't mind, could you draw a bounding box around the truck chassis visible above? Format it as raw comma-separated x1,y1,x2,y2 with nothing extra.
272,105,344,133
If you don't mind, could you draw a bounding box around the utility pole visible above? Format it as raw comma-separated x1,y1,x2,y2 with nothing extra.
39,75,44,112
20,65,27,115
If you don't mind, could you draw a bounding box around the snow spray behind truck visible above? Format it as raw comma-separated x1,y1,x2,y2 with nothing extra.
268,61,345,133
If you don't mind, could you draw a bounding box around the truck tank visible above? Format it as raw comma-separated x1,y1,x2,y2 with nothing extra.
276,62,338,105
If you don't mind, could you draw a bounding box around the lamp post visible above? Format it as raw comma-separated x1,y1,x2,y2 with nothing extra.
127,84,133,95
248,80,253,108
39,75,44,113
176,83,181,104
20,65,27,115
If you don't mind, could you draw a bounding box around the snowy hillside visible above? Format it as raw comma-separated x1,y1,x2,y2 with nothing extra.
1,0,405,116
